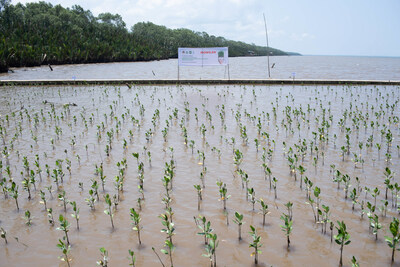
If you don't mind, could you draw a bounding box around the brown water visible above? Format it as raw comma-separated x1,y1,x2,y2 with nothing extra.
0,84,400,267
1,55,400,81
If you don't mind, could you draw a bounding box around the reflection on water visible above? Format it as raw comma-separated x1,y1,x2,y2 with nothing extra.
1,55,400,80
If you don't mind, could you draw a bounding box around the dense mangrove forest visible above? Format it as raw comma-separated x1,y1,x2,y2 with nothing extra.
0,0,289,73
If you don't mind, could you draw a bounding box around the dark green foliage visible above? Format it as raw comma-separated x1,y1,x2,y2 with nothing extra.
0,2,288,72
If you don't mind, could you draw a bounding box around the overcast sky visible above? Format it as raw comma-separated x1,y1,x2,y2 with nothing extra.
15,0,400,57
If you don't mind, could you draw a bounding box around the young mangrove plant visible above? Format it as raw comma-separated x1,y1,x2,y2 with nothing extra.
0,227,7,244
317,204,331,234
160,213,175,244
70,201,80,230
152,247,166,267
272,177,278,199
47,208,55,226
39,190,47,211
247,187,256,210
297,165,306,189
194,184,202,210
349,188,358,211
233,149,243,170
233,211,244,240
104,194,114,229
22,176,32,200
128,249,136,267
285,201,293,221
97,247,109,267
261,163,272,189
195,215,213,245
58,190,68,212
258,198,270,226
384,167,393,200
9,181,19,211
24,210,33,226
56,238,71,267
351,256,359,267
57,214,71,245
385,217,400,262
249,225,262,265
370,214,382,240
217,181,230,210
202,233,218,267
86,189,97,210
280,213,293,248
161,239,175,267
334,221,351,267
130,208,142,245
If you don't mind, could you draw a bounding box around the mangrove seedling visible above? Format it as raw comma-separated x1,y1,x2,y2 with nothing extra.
258,198,270,226
0,227,7,244
341,174,351,199
218,181,230,210
314,187,321,221
318,204,331,234
272,177,278,199
57,214,70,245
261,163,272,189
128,249,136,266
152,247,166,267
22,176,32,200
9,181,19,211
91,179,100,201
24,210,32,226
202,233,218,267
56,239,71,267
370,214,382,240
86,189,96,210
334,221,351,267
130,208,142,245
70,201,80,230
233,211,244,240
349,188,358,211
280,213,293,248
160,213,175,243
161,239,175,267
194,184,202,210
47,208,55,226
58,190,68,212
248,187,256,210
97,247,109,267
385,217,400,262
249,225,262,264
285,201,293,221
384,167,393,200
104,194,114,229
351,256,359,267
39,190,47,211
233,149,243,170
297,165,306,189
132,152,139,164
195,215,213,245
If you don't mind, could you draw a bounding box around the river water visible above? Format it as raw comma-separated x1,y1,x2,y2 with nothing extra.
1,55,400,81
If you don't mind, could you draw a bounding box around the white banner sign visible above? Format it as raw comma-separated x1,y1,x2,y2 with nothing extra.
178,47,228,66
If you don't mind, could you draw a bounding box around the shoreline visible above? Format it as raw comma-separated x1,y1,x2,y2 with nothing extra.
1,79,400,86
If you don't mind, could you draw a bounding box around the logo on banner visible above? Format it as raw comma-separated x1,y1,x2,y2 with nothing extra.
218,50,225,65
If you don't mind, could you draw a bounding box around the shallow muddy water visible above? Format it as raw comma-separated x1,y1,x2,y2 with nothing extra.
0,84,400,266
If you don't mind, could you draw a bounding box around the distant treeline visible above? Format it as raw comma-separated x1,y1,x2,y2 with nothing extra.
0,1,290,73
